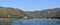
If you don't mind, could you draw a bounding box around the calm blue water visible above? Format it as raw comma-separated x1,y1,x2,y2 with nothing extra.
12,19,60,25
0,19,60,25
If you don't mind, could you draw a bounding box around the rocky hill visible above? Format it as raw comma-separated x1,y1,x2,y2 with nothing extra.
0,6,28,19
25,8,60,19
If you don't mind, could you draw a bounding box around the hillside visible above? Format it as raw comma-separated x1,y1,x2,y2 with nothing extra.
25,8,60,19
0,6,60,19
0,6,28,19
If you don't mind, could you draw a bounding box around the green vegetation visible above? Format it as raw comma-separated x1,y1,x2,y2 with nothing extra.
0,6,28,19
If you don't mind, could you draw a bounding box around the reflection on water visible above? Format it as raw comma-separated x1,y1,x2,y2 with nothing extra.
0,20,12,25
0,19,60,25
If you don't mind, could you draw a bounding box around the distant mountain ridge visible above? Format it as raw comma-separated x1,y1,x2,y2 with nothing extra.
25,8,60,19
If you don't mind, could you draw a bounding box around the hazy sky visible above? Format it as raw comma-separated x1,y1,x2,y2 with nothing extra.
0,0,60,11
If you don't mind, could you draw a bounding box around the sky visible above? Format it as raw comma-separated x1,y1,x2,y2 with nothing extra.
0,0,60,11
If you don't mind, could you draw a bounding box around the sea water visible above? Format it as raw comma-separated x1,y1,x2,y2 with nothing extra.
12,19,60,25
